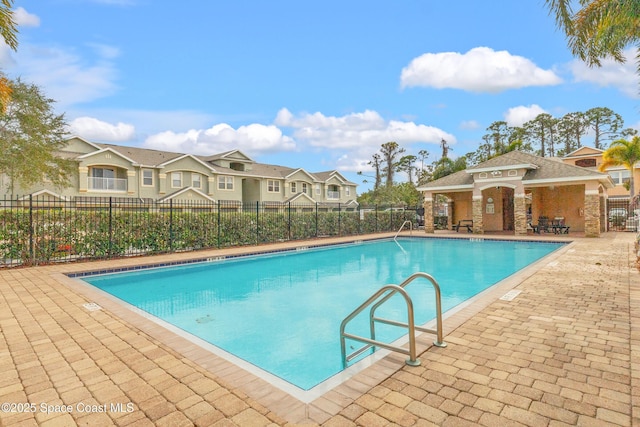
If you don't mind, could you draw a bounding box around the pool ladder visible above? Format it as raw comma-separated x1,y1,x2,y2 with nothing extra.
394,220,412,240
339,272,447,367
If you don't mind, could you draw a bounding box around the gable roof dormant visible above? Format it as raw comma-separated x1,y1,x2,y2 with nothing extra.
158,153,218,172
417,150,614,191
77,146,139,165
201,149,255,163
96,143,184,166
563,146,604,159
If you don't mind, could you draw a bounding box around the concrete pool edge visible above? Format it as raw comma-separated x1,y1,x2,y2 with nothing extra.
51,232,575,424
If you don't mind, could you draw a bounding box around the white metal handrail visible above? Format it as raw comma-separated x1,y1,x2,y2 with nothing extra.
339,272,447,368
394,220,412,240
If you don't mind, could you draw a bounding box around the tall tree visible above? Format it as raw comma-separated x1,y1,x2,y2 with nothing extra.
397,154,417,185
524,113,557,157
361,153,382,190
0,77,74,195
585,107,624,149
557,111,589,155
599,136,640,198
380,141,405,187
545,0,640,81
0,0,18,111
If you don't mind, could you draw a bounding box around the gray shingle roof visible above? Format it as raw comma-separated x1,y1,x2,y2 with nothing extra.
418,151,613,190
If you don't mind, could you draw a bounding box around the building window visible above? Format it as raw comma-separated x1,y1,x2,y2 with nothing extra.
345,187,350,196
192,173,201,188
89,167,126,191
142,169,153,186
171,172,182,188
218,176,233,190
315,184,321,195
268,180,280,192
609,169,630,186
327,185,339,199
291,182,297,193
302,183,308,194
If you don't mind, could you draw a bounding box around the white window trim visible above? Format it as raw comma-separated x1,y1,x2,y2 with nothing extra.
171,172,182,188
192,173,201,188
268,180,280,193
142,169,154,187
218,175,234,191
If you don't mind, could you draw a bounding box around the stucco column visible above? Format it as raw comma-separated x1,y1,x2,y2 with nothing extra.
158,173,166,195
208,177,215,196
514,192,527,235
584,188,601,237
78,166,88,193
472,194,483,234
423,192,434,234
127,171,136,195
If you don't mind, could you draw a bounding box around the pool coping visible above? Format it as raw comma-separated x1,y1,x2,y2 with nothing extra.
53,231,575,423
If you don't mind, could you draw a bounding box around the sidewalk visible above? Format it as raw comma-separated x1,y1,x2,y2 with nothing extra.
0,232,637,426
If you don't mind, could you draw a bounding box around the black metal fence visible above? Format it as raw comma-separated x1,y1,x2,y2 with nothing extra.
606,197,640,232
0,195,419,267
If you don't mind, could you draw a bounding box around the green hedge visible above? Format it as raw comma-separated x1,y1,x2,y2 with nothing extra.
0,208,416,266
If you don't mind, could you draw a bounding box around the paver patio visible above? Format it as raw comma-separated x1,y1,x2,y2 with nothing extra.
0,231,638,426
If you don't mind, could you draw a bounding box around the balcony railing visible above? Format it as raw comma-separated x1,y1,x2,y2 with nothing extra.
88,177,127,191
327,190,340,199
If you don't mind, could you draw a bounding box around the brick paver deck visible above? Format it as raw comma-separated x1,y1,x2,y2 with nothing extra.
0,232,637,426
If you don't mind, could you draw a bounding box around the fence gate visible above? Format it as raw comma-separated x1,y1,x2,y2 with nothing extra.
606,197,639,232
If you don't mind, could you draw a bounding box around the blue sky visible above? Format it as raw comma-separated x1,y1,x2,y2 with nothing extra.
2,0,639,192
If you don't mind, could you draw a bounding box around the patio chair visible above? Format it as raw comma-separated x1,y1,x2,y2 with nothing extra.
453,219,473,233
538,216,551,233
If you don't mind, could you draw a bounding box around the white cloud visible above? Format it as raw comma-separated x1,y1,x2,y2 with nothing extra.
275,108,456,173
400,47,562,93
459,120,480,130
569,48,639,98
144,123,296,156
504,104,548,127
13,7,40,27
68,117,136,141
1,44,119,108
275,108,454,149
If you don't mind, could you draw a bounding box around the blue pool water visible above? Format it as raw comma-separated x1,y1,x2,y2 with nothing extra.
82,237,563,390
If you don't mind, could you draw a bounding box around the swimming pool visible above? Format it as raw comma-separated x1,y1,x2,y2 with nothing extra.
80,237,564,392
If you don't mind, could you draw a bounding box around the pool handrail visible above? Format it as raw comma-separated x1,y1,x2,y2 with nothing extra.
394,220,412,240
370,272,447,348
340,284,421,367
339,272,447,368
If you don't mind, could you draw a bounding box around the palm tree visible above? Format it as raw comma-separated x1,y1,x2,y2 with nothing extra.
0,0,18,111
599,136,640,198
545,0,640,77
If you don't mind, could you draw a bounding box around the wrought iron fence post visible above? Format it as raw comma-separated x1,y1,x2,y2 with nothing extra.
108,197,113,258
315,202,319,237
375,204,379,232
288,202,292,241
169,198,174,252
29,194,34,264
217,200,221,248
256,201,260,244
338,203,341,236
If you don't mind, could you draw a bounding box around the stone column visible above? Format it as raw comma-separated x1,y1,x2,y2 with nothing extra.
514,190,527,236
584,189,601,237
423,192,434,233
472,195,483,234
